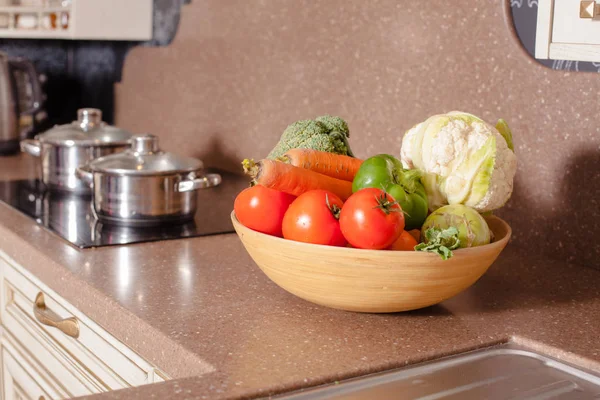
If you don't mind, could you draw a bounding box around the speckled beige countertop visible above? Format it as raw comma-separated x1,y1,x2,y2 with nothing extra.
0,154,599,400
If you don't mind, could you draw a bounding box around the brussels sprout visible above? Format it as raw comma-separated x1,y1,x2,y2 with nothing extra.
421,204,491,248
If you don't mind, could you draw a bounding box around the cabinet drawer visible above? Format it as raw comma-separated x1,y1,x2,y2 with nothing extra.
0,253,168,397
2,333,65,400
2,282,109,397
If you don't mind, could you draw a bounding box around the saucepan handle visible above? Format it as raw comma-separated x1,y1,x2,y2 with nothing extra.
176,173,222,192
75,165,94,186
20,139,41,157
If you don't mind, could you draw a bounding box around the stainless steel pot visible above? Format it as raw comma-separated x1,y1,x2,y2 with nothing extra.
20,108,133,194
76,134,221,226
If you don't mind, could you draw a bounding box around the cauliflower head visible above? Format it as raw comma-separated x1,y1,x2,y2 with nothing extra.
400,111,517,213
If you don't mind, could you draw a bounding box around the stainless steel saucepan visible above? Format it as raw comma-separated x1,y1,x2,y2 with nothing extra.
76,134,221,226
20,108,133,193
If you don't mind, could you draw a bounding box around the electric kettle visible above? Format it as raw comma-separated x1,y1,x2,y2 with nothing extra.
0,51,44,155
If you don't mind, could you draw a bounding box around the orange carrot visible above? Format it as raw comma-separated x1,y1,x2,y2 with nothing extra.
278,149,363,182
407,229,421,243
242,159,353,200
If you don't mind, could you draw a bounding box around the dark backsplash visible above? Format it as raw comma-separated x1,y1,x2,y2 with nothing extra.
0,0,187,126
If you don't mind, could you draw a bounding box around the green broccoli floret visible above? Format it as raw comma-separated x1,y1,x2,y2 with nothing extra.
315,115,349,137
267,115,354,159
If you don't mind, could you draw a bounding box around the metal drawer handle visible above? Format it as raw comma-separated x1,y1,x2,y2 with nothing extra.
33,292,80,339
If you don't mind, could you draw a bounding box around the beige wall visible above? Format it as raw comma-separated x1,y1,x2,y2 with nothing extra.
115,0,600,269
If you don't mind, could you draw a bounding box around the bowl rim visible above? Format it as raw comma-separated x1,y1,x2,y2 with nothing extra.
230,211,512,257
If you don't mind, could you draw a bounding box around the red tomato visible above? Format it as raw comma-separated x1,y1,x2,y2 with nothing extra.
339,188,405,249
234,185,296,237
282,190,347,247
388,230,418,251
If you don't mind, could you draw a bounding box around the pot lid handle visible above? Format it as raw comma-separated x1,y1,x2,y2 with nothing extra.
131,134,159,154
77,108,103,131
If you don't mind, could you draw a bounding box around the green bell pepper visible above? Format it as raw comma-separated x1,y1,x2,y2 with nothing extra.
352,154,428,230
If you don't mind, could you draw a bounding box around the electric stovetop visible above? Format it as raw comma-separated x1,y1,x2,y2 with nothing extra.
0,169,249,249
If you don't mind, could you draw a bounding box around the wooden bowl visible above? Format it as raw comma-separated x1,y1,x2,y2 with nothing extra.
231,212,511,313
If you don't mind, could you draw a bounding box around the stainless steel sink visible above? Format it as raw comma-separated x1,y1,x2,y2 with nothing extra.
274,344,600,399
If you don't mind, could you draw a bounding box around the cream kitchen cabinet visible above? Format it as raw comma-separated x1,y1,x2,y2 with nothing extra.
536,0,600,62
0,0,153,41
1,335,62,399
0,251,169,399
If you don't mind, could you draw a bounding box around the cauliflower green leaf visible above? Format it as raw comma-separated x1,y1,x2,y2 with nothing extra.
495,119,514,151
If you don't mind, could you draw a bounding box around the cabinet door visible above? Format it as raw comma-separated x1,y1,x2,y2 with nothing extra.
2,345,55,400
0,257,160,391
536,0,600,62
552,0,600,44
0,0,152,40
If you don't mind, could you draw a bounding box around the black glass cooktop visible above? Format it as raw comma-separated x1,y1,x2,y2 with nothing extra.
0,169,249,249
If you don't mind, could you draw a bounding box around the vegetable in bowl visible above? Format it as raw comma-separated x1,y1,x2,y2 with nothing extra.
400,111,517,213
267,115,354,159
416,204,491,259
352,154,428,230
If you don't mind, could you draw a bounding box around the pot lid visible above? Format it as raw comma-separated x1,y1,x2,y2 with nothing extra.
36,108,133,146
86,134,204,176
